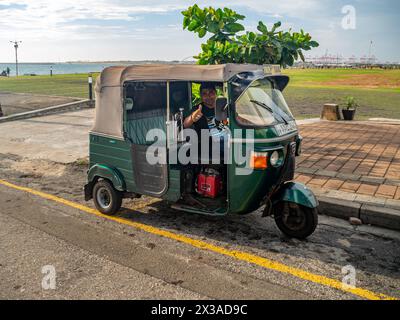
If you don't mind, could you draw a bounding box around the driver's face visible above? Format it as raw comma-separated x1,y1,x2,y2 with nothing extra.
201,89,216,108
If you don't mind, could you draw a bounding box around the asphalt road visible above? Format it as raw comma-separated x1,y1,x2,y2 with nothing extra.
0,169,399,300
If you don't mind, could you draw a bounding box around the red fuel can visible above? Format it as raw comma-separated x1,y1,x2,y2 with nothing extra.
196,172,222,198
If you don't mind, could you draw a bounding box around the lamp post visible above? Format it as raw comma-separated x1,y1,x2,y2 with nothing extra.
10,41,22,77
368,40,373,67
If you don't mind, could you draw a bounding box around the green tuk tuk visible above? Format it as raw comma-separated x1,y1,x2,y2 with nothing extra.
84,64,319,239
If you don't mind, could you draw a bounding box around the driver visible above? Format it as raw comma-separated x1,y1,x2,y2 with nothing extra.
184,82,227,164
183,82,219,133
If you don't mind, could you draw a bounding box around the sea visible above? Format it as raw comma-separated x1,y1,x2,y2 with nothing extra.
0,62,183,77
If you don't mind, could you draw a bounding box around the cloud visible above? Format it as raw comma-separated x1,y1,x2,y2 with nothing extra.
193,0,323,19
0,0,339,42
0,0,187,40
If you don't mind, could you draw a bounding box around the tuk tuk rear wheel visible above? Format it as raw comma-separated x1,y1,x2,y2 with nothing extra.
273,201,318,239
92,180,122,215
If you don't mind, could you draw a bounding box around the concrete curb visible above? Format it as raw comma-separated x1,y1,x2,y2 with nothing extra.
360,205,400,231
317,196,361,220
368,118,400,125
314,189,400,231
296,118,321,125
0,99,94,123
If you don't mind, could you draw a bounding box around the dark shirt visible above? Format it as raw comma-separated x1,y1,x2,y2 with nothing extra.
191,103,220,134
191,104,227,164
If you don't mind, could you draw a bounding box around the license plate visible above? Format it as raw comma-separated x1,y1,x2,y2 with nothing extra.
275,121,298,136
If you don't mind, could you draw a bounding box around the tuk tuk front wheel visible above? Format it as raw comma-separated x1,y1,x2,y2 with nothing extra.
92,180,122,215
273,201,318,239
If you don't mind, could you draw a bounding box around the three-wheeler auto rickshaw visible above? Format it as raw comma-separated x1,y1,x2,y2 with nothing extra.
84,64,319,239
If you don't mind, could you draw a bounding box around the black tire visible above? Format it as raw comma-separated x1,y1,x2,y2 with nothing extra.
92,180,122,215
273,201,318,239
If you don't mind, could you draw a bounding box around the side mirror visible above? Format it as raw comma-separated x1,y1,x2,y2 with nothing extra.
124,98,134,111
215,97,228,121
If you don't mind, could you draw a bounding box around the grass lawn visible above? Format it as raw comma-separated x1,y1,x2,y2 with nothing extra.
283,68,400,119
0,68,399,119
0,73,99,99
284,68,400,89
285,86,400,120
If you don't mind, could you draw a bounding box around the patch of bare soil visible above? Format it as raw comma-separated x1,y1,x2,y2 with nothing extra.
11,159,67,178
321,74,400,89
0,154,158,209
0,155,84,199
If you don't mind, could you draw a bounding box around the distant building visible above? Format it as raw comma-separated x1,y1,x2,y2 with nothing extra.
293,53,398,69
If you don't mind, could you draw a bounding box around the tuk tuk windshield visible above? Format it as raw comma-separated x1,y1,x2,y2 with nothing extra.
235,78,293,127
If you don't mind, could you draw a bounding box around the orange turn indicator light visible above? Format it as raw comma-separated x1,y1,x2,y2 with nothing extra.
250,152,268,169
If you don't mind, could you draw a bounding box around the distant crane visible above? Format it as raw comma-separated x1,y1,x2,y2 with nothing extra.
10,40,22,76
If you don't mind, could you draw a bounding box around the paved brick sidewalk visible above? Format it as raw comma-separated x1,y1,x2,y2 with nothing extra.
295,121,400,202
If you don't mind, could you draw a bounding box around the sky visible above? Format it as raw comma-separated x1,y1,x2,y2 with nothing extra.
0,0,399,63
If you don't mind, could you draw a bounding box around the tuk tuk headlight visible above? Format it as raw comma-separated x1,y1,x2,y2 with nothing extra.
270,151,283,167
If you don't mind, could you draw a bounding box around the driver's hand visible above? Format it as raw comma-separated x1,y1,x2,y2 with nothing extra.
191,105,203,122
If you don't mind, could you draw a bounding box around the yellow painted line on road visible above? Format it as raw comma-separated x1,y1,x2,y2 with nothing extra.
0,178,397,301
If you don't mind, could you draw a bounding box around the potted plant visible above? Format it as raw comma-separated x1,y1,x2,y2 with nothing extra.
342,96,358,121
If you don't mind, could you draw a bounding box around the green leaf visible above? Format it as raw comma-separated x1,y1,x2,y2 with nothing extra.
298,50,305,62
248,31,256,42
188,20,199,31
224,23,245,33
194,5,202,17
183,16,190,29
271,21,282,33
216,8,223,20
283,41,298,51
198,28,207,38
208,21,220,33
257,21,268,34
